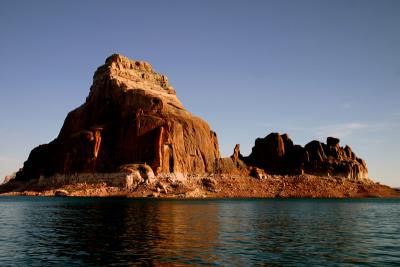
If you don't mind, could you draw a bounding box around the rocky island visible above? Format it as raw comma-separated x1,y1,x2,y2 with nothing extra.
1,54,399,198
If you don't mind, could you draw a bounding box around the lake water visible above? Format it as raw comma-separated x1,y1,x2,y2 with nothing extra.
0,197,399,266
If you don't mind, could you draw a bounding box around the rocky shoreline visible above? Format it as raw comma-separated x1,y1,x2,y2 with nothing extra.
1,173,399,198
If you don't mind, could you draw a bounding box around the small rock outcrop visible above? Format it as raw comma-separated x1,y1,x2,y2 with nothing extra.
215,144,246,174
249,167,267,180
118,163,155,184
15,54,220,181
245,133,368,180
2,172,16,184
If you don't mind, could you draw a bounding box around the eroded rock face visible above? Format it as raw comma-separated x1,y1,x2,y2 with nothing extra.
16,54,220,181
245,133,368,180
246,133,287,172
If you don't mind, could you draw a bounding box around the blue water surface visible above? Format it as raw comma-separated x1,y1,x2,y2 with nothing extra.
0,197,399,266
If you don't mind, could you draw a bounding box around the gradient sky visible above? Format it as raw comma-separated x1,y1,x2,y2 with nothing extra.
0,0,399,186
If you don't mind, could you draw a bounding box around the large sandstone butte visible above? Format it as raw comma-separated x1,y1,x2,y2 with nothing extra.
244,133,368,180
16,54,220,181
14,54,370,185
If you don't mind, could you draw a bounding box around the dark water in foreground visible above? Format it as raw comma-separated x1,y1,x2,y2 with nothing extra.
0,197,399,267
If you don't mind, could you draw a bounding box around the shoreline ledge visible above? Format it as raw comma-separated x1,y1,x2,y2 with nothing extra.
1,173,399,198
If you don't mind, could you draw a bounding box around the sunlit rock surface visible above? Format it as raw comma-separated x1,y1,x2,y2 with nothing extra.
245,133,368,180
16,54,220,181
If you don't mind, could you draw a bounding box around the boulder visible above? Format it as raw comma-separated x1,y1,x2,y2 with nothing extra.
119,163,155,184
155,181,169,194
327,137,340,147
201,177,217,191
249,167,267,180
125,171,144,189
16,54,220,181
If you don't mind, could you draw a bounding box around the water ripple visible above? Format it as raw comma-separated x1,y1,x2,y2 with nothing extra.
0,197,399,266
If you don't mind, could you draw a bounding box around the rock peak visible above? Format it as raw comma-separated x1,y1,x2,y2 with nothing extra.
91,54,184,111
15,54,220,181
104,53,154,73
95,53,171,91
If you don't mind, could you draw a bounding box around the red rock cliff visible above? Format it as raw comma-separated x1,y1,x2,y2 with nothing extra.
16,54,220,180
245,133,368,181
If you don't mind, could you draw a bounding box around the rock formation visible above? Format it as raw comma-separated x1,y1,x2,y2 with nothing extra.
15,54,220,181
215,144,246,174
13,54,369,185
2,172,16,184
244,133,368,180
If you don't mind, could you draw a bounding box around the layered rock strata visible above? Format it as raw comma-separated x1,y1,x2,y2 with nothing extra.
15,54,220,181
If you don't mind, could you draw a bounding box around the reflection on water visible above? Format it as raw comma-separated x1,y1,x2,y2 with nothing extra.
0,198,399,266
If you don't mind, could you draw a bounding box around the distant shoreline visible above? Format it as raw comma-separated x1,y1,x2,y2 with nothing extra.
2,173,399,199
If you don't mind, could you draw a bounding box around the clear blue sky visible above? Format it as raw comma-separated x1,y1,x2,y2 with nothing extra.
0,0,399,186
